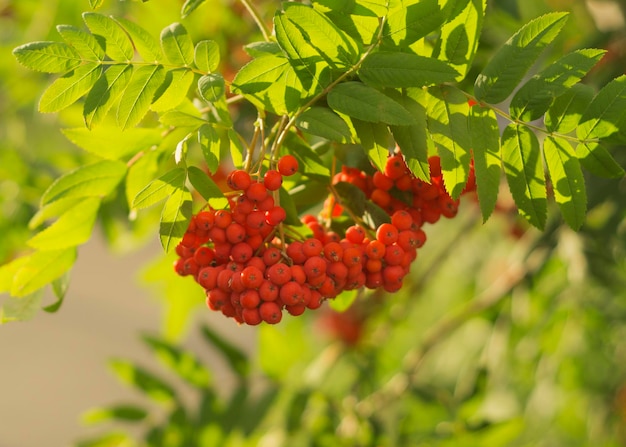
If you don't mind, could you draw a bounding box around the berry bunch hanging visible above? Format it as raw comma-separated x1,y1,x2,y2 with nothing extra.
173,151,476,326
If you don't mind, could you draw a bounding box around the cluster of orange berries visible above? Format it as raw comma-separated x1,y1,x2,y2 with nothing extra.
173,153,475,325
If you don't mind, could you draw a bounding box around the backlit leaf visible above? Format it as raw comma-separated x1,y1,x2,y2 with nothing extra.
295,107,352,143
13,41,82,73
475,12,569,104
284,132,331,180
61,126,162,160
42,159,127,205
383,0,445,48
84,64,133,129
117,64,166,129
198,124,221,174
327,82,415,126
83,12,134,61
0,292,43,324
187,166,228,209
194,40,220,73
11,248,77,297
576,74,626,143
39,63,102,113
160,22,195,66
159,187,193,252
359,52,459,88
576,142,625,178
133,167,186,210
109,359,177,404
543,136,586,230
114,17,163,62
198,73,225,103
181,0,207,18
151,68,194,112
57,25,105,61
352,118,390,173
501,123,547,229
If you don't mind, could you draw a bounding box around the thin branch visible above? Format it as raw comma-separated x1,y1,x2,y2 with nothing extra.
239,0,271,43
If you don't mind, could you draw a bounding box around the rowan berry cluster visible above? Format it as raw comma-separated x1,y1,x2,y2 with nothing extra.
173,153,475,326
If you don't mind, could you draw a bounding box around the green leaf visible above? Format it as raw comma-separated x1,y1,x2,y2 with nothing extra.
160,22,195,66
181,0,207,18
27,198,101,250
433,0,485,81
198,124,221,174
151,68,195,112
334,181,366,216
11,248,77,297
29,198,84,230
160,188,193,252
142,334,212,388
198,73,225,103
231,54,305,115
133,167,186,210
0,256,29,293
114,17,163,62
281,3,359,67
194,40,220,73
187,166,228,209
363,200,391,228
327,82,415,126
359,52,459,88
39,63,102,113
469,105,501,221
576,74,626,143
109,359,177,404
329,289,358,312
352,118,390,173
117,64,166,129
295,107,352,143
159,100,205,127
383,0,445,48
57,24,105,61
283,132,331,180
12,41,82,73
0,292,44,324
89,0,104,9
44,272,71,313
426,86,472,198
84,64,133,129
82,404,148,425
61,126,162,160
42,159,127,205
200,325,249,378
501,123,547,229
545,83,594,133
75,432,133,447
83,12,134,61
278,187,303,226
543,136,586,230
388,88,430,182
474,12,569,104
510,49,606,121
576,142,625,178
244,41,282,57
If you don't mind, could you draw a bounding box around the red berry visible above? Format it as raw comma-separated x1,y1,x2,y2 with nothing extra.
242,307,262,325
265,206,287,226
345,225,366,244
280,281,304,306
195,211,215,231
263,170,283,191
227,170,252,191
246,182,268,202
260,301,283,324
240,289,261,309
376,223,399,245
277,155,299,176
384,154,406,180
267,262,292,285
241,266,264,289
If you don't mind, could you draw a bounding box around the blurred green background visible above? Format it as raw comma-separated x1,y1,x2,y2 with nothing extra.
0,0,625,446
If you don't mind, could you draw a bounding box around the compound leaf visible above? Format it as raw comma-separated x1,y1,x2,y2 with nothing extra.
352,118,390,173
198,73,225,103
359,52,459,88
296,107,352,143
117,64,166,129
114,16,163,62
577,74,626,144
84,64,133,129
187,165,228,209
11,248,77,297
57,24,105,61
83,12,134,61
545,83,594,133
62,126,162,160
39,63,102,113
133,167,186,210
159,187,193,252
194,40,220,73
576,142,625,178
13,41,82,73
160,22,195,66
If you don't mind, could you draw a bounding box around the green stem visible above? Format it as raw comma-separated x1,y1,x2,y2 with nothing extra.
239,0,271,43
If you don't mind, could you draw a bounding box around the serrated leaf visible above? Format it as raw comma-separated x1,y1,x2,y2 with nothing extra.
187,166,228,209
84,64,133,129
426,86,472,198
433,0,485,81
329,289,358,312
334,181,366,216
109,359,177,404
469,105,501,221
545,84,594,133
42,159,127,205
181,0,206,18
475,12,569,104
160,22,194,66
133,167,186,210
283,132,331,180
114,17,163,62
27,198,101,250
295,107,352,143
543,136,586,230
352,118,390,172
244,41,282,57
142,334,212,388
576,142,625,178
510,49,605,121
57,24,105,61
198,73,225,103
0,292,44,324
577,74,626,143
281,3,359,67
160,188,193,252
388,88,430,182
62,126,162,160
383,0,445,48
39,63,102,113
29,198,84,230
327,82,415,126
12,41,82,73
200,325,249,378
117,64,166,129
194,40,220,73
198,124,221,174
151,69,195,113
231,54,306,115
501,123,547,229
11,248,77,297
359,52,459,88
83,12,134,61
82,404,148,425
